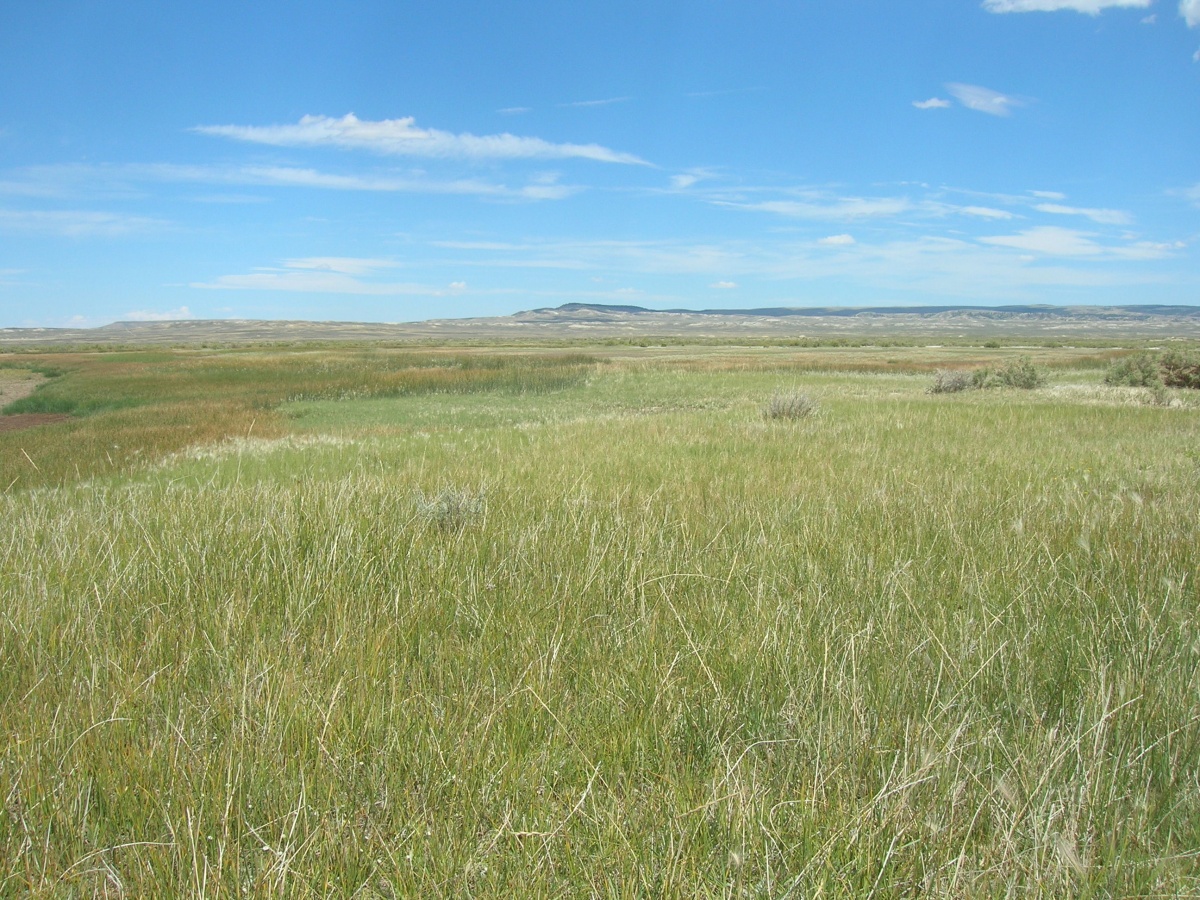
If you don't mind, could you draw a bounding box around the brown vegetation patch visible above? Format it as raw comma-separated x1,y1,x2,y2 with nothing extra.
0,413,71,433
0,371,46,407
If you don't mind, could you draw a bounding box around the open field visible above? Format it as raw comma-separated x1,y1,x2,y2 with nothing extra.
2,341,1199,896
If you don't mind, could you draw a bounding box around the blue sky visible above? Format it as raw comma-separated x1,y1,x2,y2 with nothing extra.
1,0,1198,326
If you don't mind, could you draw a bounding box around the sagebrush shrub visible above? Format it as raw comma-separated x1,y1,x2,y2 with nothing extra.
1161,350,1200,389
971,357,1047,390
928,370,972,394
1104,353,1163,388
763,392,817,420
415,487,485,531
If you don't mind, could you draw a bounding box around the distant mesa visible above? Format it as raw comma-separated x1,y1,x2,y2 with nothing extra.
532,302,1200,320
3,302,1200,346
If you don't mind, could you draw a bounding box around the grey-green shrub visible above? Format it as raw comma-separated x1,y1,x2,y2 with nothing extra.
1104,353,1163,388
763,391,817,420
415,486,486,530
972,356,1047,390
928,369,972,394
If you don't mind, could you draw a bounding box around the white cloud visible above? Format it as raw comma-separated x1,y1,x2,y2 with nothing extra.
980,226,1103,256
281,257,398,276
978,225,1177,259
498,107,531,115
426,233,1177,302
1034,202,1132,225
671,174,701,190
194,113,650,165
720,196,912,219
192,258,449,296
983,0,1151,13
1182,0,1200,26
819,234,857,246
224,164,581,200
559,97,630,108
946,83,1023,116
1030,190,1067,200
1141,13,1157,23
710,280,738,289
449,281,467,290
194,272,444,295
0,208,166,237
913,98,952,110
124,306,194,322
4,162,583,202
959,206,1016,219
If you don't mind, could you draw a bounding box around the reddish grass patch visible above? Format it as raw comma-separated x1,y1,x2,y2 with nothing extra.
0,413,71,433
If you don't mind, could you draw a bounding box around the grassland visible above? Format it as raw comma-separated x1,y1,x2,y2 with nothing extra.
1,342,1198,897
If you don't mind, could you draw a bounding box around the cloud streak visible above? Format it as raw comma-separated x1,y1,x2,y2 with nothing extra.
979,225,1177,258
194,113,650,165
717,196,913,220
1034,202,1131,225
192,257,452,296
946,83,1023,116
124,306,194,322
0,208,167,237
0,162,581,202
982,0,1151,13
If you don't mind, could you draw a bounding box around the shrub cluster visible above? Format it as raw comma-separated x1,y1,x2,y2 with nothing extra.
763,391,818,420
973,357,1047,390
415,487,486,531
1104,353,1163,388
1104,350,1200,390
1160,350,1200,389
928,357,1048,394
927,370,972,394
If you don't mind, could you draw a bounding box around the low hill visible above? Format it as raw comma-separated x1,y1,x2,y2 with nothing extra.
3,302,1200,346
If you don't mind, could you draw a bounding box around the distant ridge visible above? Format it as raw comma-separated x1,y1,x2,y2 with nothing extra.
537,302,1200,319
3,302,1200,346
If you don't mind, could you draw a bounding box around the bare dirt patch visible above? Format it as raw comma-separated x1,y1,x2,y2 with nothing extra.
0,372,69,432
0,413,70,433
0,370,46,406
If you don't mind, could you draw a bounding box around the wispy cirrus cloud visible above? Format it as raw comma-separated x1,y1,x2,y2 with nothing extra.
717,196,913,220
192,257,455,296
558,97,630,108
124,305,195,322
0,162,581,202
959,206,1017,219
946,83,1024,116
979,225,1178,258
194,113,650,165
1034,202,1132,225
982,0,1151,13
913,97,952,110
282,257,399,276
426,232,1180,302
0,208,167,237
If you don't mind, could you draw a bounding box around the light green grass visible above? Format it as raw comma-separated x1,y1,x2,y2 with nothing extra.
1,346,1198,896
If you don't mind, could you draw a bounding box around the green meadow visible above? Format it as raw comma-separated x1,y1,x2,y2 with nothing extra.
1,343,1198,897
